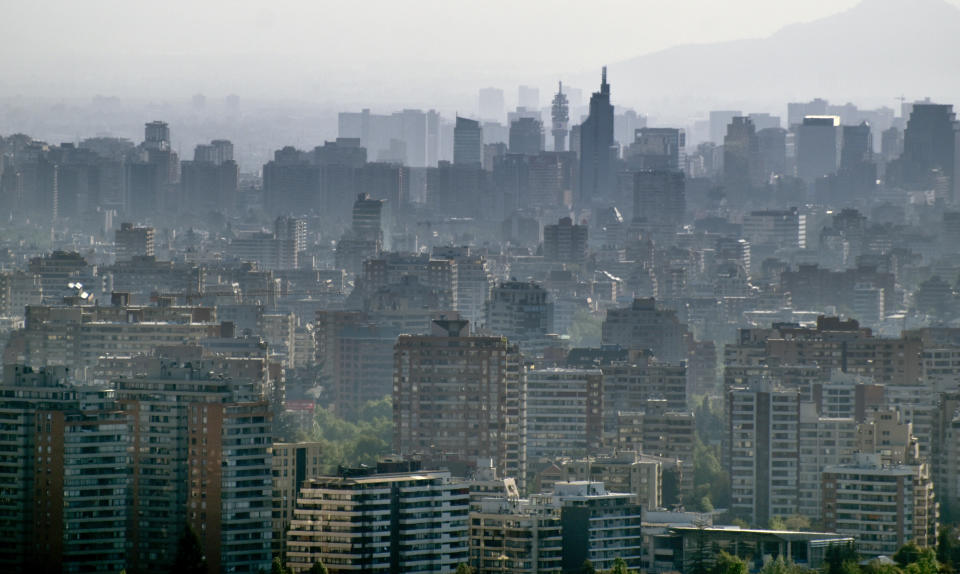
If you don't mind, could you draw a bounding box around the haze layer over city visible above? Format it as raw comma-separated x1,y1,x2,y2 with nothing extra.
2,1,960,573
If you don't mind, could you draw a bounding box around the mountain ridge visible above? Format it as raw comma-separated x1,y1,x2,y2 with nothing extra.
580,0,960,111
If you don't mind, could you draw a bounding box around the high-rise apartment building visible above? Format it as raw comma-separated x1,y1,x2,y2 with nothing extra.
558,451,663,512
393,318,525,487
486,280,554,354
432,246,494,326
728,383,800,527
0,365,127,573
286,463,470,573
623,127,685,171
797,403,857,518
509,117,545,156
633,170,686,234
0,359,273,574
181,139,239,211
741,208,807,250
543,217,588,264
823,453,937,558
601,298,690,363
274,215,307,270
524,368,603,462
262,146,321,215
114,222,155,261
469,496,563,574
271,441,325,555
335,193,386,275
115,358,272,573
552,482,644,572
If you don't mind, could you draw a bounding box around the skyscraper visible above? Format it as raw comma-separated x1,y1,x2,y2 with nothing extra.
578,67,615,206
453,117,483,166
518,85,540,110
180,140,239,212
478,87,505,122
900,103,960,200
623,127,685,171
723,116,762,201
709,110,743,144
757,127,788,177
508,117,544,155
796,116,841,183
551,82,570,152
633,170,686,233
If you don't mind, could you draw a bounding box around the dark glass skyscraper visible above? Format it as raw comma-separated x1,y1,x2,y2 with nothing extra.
900,103,959,200
453,116,483,166
578,67,615,206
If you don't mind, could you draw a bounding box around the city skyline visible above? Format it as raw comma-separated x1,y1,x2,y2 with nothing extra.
4,2,960,572
3,0,958,110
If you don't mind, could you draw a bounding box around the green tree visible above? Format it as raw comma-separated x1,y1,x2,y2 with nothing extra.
579,560,598,574
783,514,812,531
688,523,712,574
663,466,681,508
760,555,809,574
700,496,715,513
769,516,787,531
903,548,938,574
305,396,394,473
569,307,602,347
861,560,904,574
454,564,475,574
939,526,960,574
692,433,730,511
608,556,639,574
271,557,291,574
824,541,860,574
894,543,924,568
710,551,748,574
171,523,207,574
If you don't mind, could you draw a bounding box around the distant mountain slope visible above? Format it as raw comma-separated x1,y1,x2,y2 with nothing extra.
588,0,960,108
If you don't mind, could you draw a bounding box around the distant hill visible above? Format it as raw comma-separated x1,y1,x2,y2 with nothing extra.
582,0,960,110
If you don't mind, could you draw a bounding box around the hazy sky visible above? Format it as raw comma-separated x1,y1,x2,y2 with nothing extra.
1,0,954,109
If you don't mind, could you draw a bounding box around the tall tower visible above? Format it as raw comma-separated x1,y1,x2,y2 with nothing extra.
578,67,615,206
551,81,570,152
